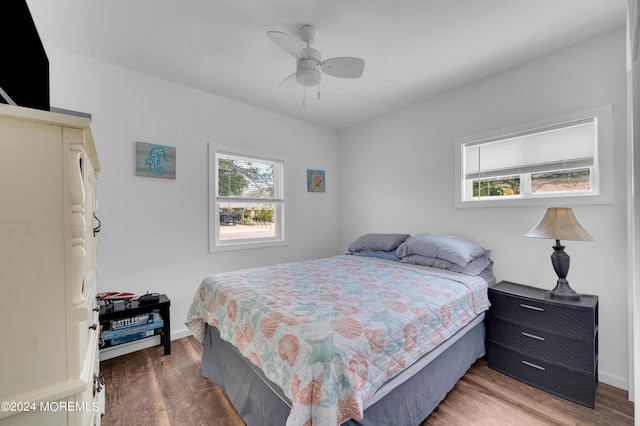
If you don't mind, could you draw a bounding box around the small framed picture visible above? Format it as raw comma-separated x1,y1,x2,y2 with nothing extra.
136,142,176,179
307,169,325,192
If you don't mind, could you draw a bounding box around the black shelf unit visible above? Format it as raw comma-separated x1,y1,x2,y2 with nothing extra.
98,294,171,356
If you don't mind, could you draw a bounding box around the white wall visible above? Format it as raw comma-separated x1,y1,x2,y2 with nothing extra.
338,28,628,389
45,48,340,339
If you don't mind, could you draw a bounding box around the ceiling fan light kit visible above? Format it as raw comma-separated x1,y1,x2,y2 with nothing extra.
267,24,365,105
296,47,321,87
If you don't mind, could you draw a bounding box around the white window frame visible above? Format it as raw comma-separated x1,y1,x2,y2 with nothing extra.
454,105,613,208
208,143,286,252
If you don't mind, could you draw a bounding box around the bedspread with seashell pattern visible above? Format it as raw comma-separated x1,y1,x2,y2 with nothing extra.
186,255,489,426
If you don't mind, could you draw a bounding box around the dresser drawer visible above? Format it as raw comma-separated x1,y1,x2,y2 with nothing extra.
488,342,597,408
487,317,597,373
489,291,596,340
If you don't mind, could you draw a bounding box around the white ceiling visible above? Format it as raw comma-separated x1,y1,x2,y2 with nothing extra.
26,0,627,130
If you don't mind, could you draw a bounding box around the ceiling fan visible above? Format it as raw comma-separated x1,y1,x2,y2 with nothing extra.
267,24,365,104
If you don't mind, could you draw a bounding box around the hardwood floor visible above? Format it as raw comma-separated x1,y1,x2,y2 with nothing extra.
100,336,633,426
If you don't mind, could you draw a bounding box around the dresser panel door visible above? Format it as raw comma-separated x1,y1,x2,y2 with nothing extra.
0,118,68,399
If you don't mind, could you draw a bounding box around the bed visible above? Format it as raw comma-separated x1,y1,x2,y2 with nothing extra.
186,233,495,425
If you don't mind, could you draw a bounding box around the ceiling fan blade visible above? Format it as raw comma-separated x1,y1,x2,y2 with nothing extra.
267,31,305,58
321,57,365,78
278,72,297,88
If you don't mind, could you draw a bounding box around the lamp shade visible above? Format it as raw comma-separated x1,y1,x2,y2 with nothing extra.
524,207,594,242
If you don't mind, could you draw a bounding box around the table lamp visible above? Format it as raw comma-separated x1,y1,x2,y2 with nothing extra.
524,207,594,301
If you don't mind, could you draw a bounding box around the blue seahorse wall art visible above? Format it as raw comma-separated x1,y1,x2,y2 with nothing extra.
136,142,176,179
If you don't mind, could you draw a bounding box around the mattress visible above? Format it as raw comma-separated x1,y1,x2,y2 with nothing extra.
187,255,492,425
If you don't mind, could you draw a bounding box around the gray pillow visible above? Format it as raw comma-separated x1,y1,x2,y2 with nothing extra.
400,254,492,276
348,233,410,253
395,233,489,267
352,250,401,261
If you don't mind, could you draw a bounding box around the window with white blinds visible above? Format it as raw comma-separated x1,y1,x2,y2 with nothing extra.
209,144,285,251
463,118,595,180
455,106,611,207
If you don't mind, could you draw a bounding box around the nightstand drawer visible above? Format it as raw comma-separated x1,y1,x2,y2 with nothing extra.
487,317,597,373
489,291,596,340
488,343,597,408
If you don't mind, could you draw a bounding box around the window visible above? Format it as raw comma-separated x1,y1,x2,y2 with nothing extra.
209,144,285,251
455,105,612,207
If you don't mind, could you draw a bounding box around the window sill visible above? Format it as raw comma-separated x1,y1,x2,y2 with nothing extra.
455,192,611,208
209,239,287,252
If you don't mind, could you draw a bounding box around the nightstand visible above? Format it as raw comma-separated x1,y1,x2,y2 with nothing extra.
487,281,598,408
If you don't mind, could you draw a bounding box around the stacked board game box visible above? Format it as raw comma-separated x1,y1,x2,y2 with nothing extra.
101,312,164,345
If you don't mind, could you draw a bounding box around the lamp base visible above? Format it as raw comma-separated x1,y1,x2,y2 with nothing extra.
548,241,580,301
548,279,580,301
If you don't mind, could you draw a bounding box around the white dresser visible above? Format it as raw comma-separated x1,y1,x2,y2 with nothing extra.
0,105,104,425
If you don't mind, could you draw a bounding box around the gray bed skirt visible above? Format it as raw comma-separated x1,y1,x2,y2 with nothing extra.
201,316,486,426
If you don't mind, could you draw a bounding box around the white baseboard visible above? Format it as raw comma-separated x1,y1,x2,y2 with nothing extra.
599,372,629,393
171,328,192,340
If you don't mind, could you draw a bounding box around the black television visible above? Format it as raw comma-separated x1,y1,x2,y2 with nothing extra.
0,0,50,111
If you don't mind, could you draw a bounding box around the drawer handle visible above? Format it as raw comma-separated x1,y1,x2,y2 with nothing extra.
522,360,546,371
89,323,98,331
520,303,544,312
93,213,101,236
93,306,100,312
93,374,105,397
521,332,545,341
